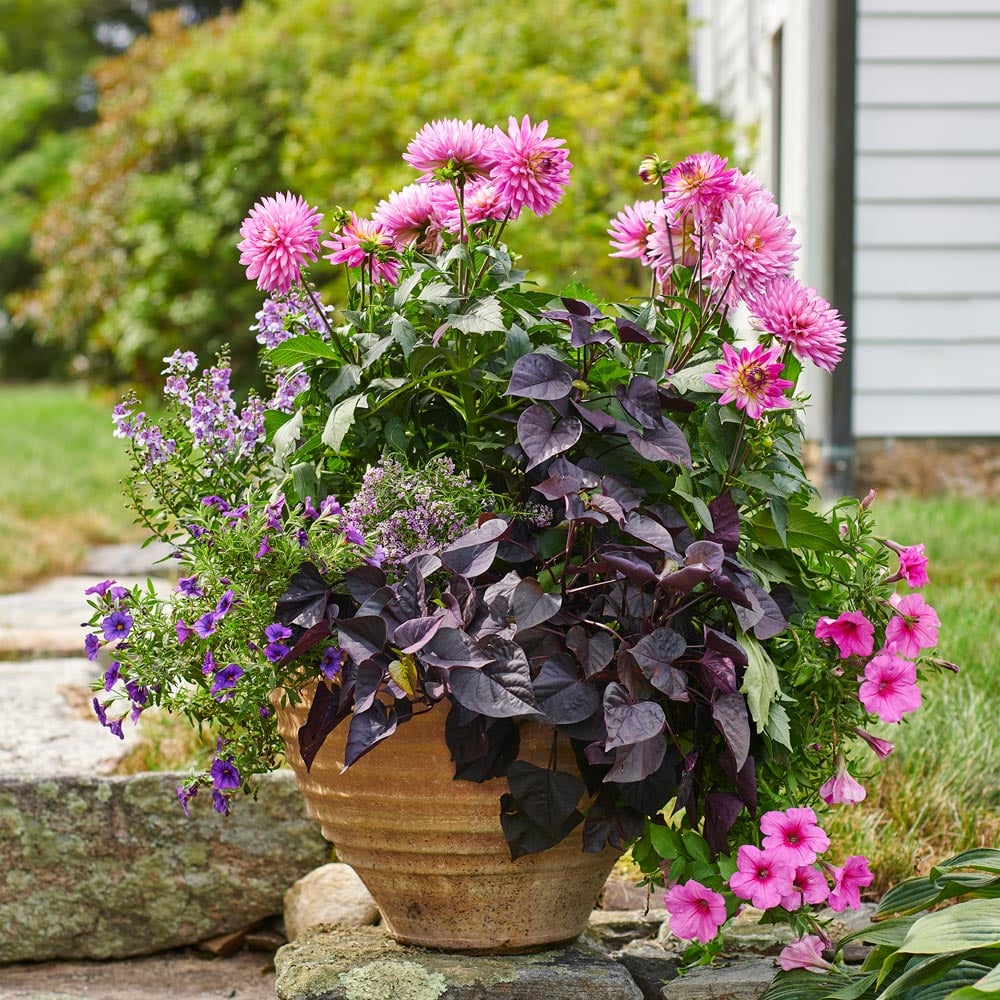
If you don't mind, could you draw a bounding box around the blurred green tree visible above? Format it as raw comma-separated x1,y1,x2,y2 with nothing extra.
21,0,731,385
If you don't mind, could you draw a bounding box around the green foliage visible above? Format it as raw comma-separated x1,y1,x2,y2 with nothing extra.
22,0,729,384
761,850,1000,1000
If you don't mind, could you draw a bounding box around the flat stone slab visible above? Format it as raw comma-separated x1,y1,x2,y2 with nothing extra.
274,925,644,999
660,958,777,999
0,771,329,963
0,574,168,659
0,948,276,1000
0,656,139,776
79,541,178,579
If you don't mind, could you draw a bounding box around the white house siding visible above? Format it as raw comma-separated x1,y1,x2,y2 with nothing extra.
688,0,838,440
854,0,1000,436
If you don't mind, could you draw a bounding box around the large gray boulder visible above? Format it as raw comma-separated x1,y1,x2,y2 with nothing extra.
0,771,329,963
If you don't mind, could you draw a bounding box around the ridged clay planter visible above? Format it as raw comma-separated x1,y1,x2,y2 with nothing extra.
275,688,619,953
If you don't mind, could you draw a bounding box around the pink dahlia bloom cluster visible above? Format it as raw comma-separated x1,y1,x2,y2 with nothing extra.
385,115,572,246
729,808,872,914
322,214,400,287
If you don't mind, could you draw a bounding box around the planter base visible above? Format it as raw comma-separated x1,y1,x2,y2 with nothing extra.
275,692,619,953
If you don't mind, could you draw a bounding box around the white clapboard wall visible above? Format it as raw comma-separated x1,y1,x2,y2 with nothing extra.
854,0,1000,436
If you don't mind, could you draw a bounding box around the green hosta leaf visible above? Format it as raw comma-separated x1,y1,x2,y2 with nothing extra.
889,958,997,1000
968,961,1000,991
740,634,781,734
878,878,952,918
827,974,878,1000
878,952,966,1000
268,334,340,366
321,392,368,453
841,917,918,951
934,850,1000,878
759,970,862,1000
900,900,1000,955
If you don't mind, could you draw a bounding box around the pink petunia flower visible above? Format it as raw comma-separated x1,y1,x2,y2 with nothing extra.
858,652,922,724
747,277,846,373
814,610,875,659
760,807,831,867
237,192,322,294
819,756,867,805
884,593,940,657
853,726,894,761
709,193,799,302
827,855,874,912
729,844,796,910
372,183,444,251
661,151,739,227
608,200,658,261
403,118,496,181
663,879,728,944
779,934,836,973
488,115,572,218
895,543,930,588
323,214,400,286
779,865,831,911
703,342,794,420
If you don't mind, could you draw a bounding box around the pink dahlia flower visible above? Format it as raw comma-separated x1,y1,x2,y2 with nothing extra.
237,192,322,294
709,193,799,302
779,865,830,911
372,183,443,251
663,879,727,944
729,844,796,910
608,200,658,261
403,118,496,181
662,152,739,227
779,934,835,973
322,215,400,286
703,342,794,420
760,807,831,867
885,593,940,657
441,178,512,235
748,277,846,372
646,207,699,284
819,756,867,805
827,855,874,912
814,610,875,659
488,115,571,218
859,651,922,724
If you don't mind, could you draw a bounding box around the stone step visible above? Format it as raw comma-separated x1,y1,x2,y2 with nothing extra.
0,656,140,776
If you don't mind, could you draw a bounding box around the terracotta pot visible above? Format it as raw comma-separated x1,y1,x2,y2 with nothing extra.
274,689,619,953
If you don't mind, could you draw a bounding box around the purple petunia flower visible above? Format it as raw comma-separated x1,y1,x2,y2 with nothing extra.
187,523,208,539
210,756,241,791
364,545,388,568
211,663,243,700
343,525,365,546
264,623,292,643
107,717,125,740
212,790,230,815
176,619,193,645
320,496,342,517
84,579,115,597
92,697,108,726
201,495,230,513
101,611,133,642
84,633,100,661
193,612,220,639
319,647,344,680
215,590,236,617
202,649,217,675
264,642,290,664
255,536,271,559
303,496,320,520
177,784,197,817
103,661,121,691
175,575,203,597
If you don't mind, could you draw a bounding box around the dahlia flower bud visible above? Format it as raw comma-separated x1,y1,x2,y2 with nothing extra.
638,154,669,185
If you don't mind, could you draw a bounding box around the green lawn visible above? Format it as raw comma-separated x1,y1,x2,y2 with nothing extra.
0,382,137,593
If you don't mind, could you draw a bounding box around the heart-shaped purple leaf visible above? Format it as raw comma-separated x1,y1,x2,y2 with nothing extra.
627,420,692,468
517,404,583,471
629,629,689,701
276,562,332,629
336,615,387,667
603,734,667,784
342,700,397,769
440,518,509,578
449,638,541,719
603,682,666,750
297,682,352,771
711,691,751,771
506,352,576,400
394,615,445,653
533,654,601,725
507,759,586,835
